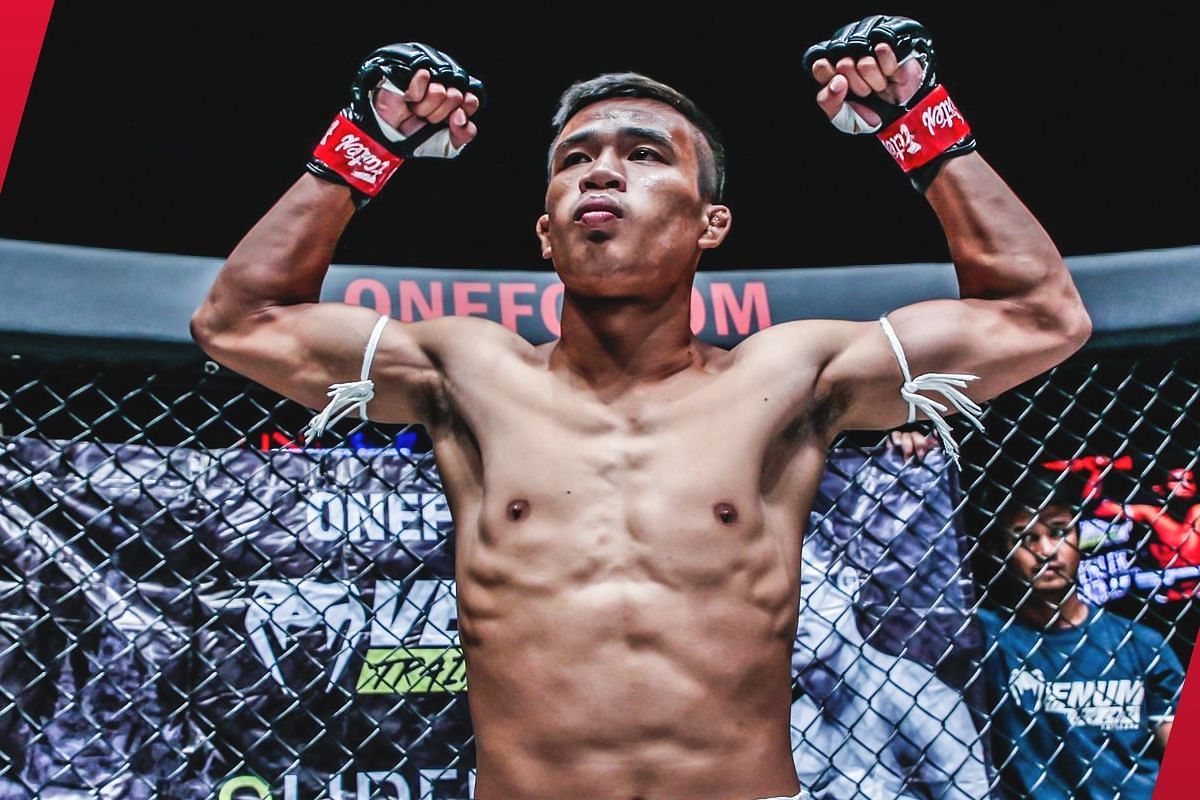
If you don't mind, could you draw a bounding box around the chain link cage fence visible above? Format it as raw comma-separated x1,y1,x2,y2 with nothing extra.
1,269,1197,799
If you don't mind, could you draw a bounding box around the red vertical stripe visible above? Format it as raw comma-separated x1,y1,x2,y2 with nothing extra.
0,0,55,192
1155,645,1200,797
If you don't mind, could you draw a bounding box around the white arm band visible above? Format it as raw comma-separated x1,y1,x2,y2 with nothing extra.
302,314,390,442
878,314,985,466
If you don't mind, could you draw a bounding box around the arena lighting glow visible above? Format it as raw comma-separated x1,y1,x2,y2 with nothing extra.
257,430,418,452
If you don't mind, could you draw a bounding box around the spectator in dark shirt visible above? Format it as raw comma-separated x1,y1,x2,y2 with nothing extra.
976,471,1184,799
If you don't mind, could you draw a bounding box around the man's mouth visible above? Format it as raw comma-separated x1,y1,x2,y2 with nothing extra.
580,211,618,228
1037,564,1065,579
574,197,624,229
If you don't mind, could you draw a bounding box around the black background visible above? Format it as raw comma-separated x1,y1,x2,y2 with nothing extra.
1,2,1196,270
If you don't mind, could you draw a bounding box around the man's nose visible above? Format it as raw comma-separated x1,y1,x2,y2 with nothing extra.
1029,535,1058,560
580,153,625,192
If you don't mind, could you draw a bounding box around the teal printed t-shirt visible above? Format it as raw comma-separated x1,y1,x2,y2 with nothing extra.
978,607,1184,800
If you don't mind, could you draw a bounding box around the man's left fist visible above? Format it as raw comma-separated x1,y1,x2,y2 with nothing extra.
803,15,975,192
307,42,484,207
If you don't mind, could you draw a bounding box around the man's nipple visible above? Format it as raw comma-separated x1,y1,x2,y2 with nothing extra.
714,502,739,525
508,499,530,521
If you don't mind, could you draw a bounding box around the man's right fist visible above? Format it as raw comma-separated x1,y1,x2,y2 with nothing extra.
307,43,484,207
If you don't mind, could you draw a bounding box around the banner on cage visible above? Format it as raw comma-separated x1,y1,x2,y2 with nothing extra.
0,436,987,799
0,439,472,799
794,446,991,799
1039,456,1200,605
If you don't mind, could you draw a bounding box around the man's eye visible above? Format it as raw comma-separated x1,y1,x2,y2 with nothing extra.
630,147,661,161
562,152,589,167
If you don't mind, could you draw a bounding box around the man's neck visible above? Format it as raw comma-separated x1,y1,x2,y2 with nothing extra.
1016,587,1089,631
550,283,699,392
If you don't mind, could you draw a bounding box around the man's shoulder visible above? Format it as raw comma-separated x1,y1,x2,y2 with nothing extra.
975,607,1006,635
412,314,533,360
1090,609,1169,650
414,313,520,338
733,319,865,363
1083,610,1186,674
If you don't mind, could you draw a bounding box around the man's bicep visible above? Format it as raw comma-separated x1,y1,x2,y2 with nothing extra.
821,298,1083,432
193,302,443,424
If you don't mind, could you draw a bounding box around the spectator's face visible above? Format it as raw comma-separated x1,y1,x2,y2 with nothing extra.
1003,505,1080,593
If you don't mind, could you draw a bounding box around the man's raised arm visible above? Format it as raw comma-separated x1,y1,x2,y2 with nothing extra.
191,44,482,428
794,17,1091,450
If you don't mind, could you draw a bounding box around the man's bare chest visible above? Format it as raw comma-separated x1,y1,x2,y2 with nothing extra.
422,353,822,643
429,358,826,526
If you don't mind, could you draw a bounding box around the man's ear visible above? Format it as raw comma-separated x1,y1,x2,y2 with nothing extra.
699,205,732,250
536,214,552,260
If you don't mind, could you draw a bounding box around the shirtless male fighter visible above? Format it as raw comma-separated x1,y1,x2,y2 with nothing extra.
191,17,1092,800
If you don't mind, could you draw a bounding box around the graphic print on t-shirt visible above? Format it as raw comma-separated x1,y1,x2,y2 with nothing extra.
1008,666,1144,730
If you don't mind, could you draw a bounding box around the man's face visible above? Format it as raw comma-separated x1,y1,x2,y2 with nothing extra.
537,98,729,297
1164,469,1197,500
1003,505,1081,593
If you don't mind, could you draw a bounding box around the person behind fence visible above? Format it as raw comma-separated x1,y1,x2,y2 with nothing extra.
790,512,988,800
976,471,1184,800
191,14,1091,800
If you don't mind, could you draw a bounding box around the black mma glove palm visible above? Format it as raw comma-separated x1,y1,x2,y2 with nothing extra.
307,43,485,207
803,15,975,193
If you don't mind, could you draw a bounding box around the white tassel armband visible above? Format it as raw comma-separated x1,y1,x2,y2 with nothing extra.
879,315,985,466
302,314,390,443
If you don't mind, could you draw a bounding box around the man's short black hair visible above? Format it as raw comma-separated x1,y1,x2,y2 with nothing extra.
977,467,1083,550
548,72,726,202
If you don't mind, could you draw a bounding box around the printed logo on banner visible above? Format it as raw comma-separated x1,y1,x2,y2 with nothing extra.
1007,666,1144,730
306,490,452,544
244,580,368,694
357,579,467,694
239,579,465,695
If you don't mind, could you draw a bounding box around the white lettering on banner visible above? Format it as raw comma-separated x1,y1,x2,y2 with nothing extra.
242,580,368,694
236,579,461,696
357,580,465,694
306,490,452,543
219,767,471,799
370,579,458,647
333,134,393,184
421,768,471,800
1007,667,1144,731
882,124,922,163
921,97,964,135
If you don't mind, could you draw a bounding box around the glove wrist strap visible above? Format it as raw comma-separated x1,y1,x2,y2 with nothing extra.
311,114,404,199
876,85,971,173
